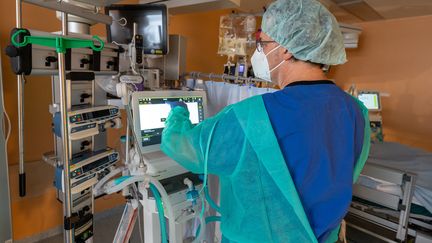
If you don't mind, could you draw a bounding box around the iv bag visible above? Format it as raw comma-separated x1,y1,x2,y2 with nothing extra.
218,15,257,57
244,15,256,34
96,75,119,97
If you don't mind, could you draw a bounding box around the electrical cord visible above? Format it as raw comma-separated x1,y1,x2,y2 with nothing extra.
128,36,139,75
124,90,147,171
116,17,128,27
0,47,11,144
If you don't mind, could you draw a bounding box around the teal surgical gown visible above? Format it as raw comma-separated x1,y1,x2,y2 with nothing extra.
161,94,370,243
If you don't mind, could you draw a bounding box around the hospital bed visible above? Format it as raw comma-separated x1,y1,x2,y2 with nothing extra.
347,142,432,242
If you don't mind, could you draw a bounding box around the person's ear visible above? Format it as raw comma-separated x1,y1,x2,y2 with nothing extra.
282,48,294,61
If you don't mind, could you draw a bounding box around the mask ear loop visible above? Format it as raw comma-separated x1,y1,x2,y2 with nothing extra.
269,59,286,73
266,45,287,74
265,44,282,57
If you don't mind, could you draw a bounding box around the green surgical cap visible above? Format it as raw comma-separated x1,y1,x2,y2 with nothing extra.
262,0,347,65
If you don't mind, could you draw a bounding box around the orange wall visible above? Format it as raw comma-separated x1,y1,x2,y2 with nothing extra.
169,9,232,74
0,1,58,166
329,15,432,151
0,2,67,238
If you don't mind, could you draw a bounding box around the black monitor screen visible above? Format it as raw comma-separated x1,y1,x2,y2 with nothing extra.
106,4,168,55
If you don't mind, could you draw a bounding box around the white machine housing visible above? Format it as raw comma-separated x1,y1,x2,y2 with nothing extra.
66,105,121,140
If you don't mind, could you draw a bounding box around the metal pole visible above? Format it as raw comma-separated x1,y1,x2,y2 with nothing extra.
16,0,26,197
186,71,266,83
125,122,130,164
59,12,74,243
16,0,22,27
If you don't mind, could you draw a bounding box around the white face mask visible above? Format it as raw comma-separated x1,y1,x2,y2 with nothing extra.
251,45,286,82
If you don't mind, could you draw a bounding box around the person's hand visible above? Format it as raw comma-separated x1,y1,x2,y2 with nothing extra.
166,101,188,111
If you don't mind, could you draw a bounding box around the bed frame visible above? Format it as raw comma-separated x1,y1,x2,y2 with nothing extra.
347,163,432,242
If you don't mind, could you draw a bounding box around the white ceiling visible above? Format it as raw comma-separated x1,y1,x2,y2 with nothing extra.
150,0,432,23
239,0,432,23
320,0,432,23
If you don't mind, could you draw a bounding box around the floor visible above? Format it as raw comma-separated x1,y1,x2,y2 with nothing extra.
346,226,387,243
35,208,385,243
37,206,143,243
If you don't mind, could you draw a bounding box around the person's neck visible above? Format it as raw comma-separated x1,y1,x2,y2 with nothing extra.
276,62,327,88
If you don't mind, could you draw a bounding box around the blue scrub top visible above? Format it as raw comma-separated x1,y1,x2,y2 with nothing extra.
262,80,365,242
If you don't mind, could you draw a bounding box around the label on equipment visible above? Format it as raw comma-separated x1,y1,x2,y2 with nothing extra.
119,75,144,84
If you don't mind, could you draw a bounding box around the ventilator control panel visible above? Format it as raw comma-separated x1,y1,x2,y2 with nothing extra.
138,96,204,147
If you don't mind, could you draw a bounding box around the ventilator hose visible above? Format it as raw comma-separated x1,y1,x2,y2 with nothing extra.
195,216,222,239
149,183,168,243
146,178,176,243
204,186,221,213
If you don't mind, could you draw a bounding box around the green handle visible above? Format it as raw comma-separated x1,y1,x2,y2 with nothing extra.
12,29,104,53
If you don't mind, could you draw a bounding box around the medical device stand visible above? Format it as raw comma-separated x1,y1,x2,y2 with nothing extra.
10,1,121,242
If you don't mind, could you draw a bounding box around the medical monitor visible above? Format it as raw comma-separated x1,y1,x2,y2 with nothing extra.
106,4,168,55
132,91,207,151
358,91,381,111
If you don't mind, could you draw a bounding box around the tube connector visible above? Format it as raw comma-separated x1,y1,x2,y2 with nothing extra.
184,178,199,206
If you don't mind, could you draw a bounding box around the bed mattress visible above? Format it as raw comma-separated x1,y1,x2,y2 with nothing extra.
356,142,432,214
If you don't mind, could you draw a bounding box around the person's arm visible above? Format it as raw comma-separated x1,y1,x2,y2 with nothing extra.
161,106,243,176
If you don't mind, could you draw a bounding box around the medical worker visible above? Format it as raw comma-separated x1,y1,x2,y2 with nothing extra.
161,0,370,242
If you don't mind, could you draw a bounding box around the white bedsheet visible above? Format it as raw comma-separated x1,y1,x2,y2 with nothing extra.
356,142,432,213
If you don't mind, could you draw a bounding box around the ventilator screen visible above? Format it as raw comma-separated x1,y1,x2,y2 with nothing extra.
138,96,204,146
358,92,380,111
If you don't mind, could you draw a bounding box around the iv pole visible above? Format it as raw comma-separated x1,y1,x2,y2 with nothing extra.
15,0,26,197
59,12,74,243
13,1,74,240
